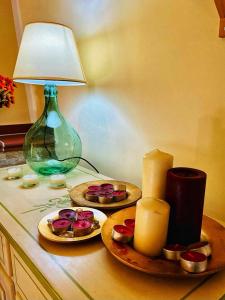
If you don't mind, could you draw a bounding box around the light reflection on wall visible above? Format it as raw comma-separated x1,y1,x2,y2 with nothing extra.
71,0,115,38
68,90,146,184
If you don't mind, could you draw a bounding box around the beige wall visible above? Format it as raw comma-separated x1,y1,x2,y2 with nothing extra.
0,0,30,125
15,0,225,221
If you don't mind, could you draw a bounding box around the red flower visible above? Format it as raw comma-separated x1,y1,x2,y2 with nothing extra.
0,74,16,108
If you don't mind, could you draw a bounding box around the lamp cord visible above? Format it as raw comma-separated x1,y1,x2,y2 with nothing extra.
43,99,99,174
57,156,99,173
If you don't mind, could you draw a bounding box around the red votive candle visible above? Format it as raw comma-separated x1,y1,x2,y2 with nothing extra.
112,225,134,243
165,167,206,245
188,241,212,257
163,244,186,260
180,251,207,273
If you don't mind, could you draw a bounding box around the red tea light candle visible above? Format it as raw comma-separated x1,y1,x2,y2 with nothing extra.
180,251,207,273
85,191,99,202
98,193,113,204
72,220,92,237
112,225,134,243
165,167,206,245
88,185,101,192
113,190,127,202
51,218,72,235
124,219,135,232
77,210,94,222
188,241,212,257
100,183,114,190
58,209,76,220
163,244,186,261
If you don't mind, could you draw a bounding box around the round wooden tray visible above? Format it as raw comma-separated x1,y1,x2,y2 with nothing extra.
69,180,142,210
101,206,225,278
38,207,107,243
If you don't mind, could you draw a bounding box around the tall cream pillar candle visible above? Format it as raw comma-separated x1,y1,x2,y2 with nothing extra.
134,197,170,257
142,149,173,199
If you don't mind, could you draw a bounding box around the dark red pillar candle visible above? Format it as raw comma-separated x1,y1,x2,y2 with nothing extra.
165,167,206,245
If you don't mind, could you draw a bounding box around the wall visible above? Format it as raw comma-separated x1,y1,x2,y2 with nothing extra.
15,0,225,221
0,0,30,125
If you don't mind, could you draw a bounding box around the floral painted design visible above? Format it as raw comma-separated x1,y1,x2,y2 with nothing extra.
21,194,71,214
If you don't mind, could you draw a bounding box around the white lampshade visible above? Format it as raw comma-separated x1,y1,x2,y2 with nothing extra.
13,22,86,86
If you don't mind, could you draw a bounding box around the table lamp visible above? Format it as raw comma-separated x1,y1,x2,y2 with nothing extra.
13,22,87,175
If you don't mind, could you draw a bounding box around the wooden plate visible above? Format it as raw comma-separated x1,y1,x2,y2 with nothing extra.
101,206,225,278
69,180,142,210
38,207,107,243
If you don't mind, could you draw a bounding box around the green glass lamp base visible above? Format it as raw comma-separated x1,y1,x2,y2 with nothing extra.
29,160,76,176
24,85,82,176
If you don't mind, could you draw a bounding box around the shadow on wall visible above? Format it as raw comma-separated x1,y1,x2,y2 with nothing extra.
196,107,225,220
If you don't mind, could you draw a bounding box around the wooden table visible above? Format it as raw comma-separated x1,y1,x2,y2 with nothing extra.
0,164,225,300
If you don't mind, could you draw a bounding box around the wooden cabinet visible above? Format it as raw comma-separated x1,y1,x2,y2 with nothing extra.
0,229,14,300
10,247,52,300
0,231,12,277
15,292,23,300
0,283,6,300
0,228,52,300
0,264,15,300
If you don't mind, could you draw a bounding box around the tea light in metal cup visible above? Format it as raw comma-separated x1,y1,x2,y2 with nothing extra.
98,193,113,204
49,174,66,188
77,210,94,222
163,244,186,261
100,183,114,190
58,209,76,220
51,218,72,235
85,191,99,202
72,220,92,237
22,174,39,188
180,251,207,273
114,184,126,191
112,225,134,243
113,190,127,202
124,219,135,232
7,167,23,179
188,241,212,257
88,185,101,192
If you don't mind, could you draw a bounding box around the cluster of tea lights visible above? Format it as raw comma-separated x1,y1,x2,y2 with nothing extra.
85,183,127,204
163,241,211,272
6,167,66,188
7,167,39,187
111,149,209,273
112,218,211,273
48,208,99,237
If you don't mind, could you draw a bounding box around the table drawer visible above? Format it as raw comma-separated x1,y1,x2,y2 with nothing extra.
10,247,52,300
0,230,12,276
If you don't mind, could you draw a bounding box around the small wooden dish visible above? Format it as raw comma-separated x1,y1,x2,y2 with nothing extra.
101,206,225,278
69,180,142,210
